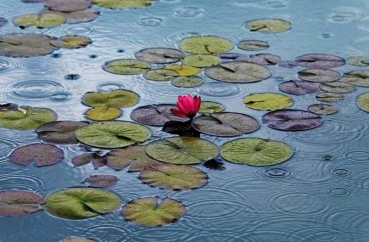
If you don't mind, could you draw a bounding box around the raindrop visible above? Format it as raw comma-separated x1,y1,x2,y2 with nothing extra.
65,74,80,80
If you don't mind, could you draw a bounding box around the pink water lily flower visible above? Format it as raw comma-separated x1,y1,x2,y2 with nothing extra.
171,94,201,118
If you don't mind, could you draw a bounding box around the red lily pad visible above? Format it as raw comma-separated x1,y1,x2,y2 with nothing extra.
0,191,44,216
135,48,184,64
130,104,187,126
9,143,64,167
82,175,118,188
44,0,92,12
217,53,249,63
278,80,320,95
298,69,341,83
36,121,88,144
0,18,7,28
248,53,281,65
295,53,345,69
262,109,323,131
72,153,107,169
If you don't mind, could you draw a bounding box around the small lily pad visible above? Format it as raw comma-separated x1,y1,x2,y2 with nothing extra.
82,175,118,188
308,104,338,115
60,237,95,242
85,106,122,121
45,0,92,12
217,53,249,63
40,8,100,24
91,0,155,9
0,18,7,28
130,104,187,126
71,153,107,169
13,13,66,28
51,35,92,49
36,121,88,144
171,76,203,88
179,36,233,54
298,69,341,83
44,188,121,220
342,70,369,87
356,92,369,112
295,53,345,69
103,59,150,75
346,56,369,67
316,92,343,102
192,112,259,137
245,18,291,33
319,81,355,94
244,93,293,111
164,65,200,76
135,48,184,64
82,89,139,108
279,80,320,95
139,164,207,190
238,39,269,51
220,138,293,166
75,121,151,149
143,69,179,81
248,53,281,65
0,191,44,216
9,143,64,167
145,137,218,165
122,197,185,226
198,101,225,114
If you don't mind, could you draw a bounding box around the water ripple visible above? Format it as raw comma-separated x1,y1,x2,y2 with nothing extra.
172,6,206,18
0,59,21,73
136,17,164,26
97,82,125,92
0,173,46,193
10,80,65,100
324,209,369,234
327,7,365,23
197,82,246,98
83,224,133,242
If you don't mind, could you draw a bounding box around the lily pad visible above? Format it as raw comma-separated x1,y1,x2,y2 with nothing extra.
298,69,341,83
0,103,19,111
82,175,118,188
248,53,281,65
0,191,44,216
244,93,293,111
36,121,88,144
45,0,92,12
316,92,343,102
91,0,155,9
75,121,151,149
356,92,369,112
13,13,66,28
85,106,122,121
60,237,95,242
107,145,162,171
346,56,369,67
0,17,8,28
40,8,100,24
82,89,139,108
192,112,259,137
279,80,320,95
238,39,269,51
179,36,233,54
198,101,225,114
130,104,187,126
205,61,271,83
262,109,323,131
308,104,338,115
22,0,46,2
71,153,107,169
139,164,207,190
0,106,57,130
181,55,221,68
44,188,121,220
145,137,218,165
164,65,200,76
278,61,298,68
122,197,185,226
135,48,184,64
143,69,179,81
245,18,292,33
103,59,150,75
9,143,64,167
220,138,293,166
342,70,369,87
319,81,355,94
171,76,203,88
295,53,345,69
51,35,92,49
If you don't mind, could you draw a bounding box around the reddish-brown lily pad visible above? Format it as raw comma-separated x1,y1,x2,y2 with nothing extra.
82,175,118,188
130,104,187,126
135,48,184,64
72,153,107,169
36,121,88,144
295,53,345,68
0,191,44,216
278,80,320,95
298,69,341,83
44,0,92,12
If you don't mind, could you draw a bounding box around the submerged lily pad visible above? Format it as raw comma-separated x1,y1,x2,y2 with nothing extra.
316,92,343,102
298,69,341,83
82,175,118,188
71,153,107,169
13,13,66,28
245,18,291,33
82,89,139,108
356,92,369,112
171,76,203,88
192,112,259,137
0,191,44,216
308,104,338,115
295,53,345,69
248,53,281,65
135,48,184,64
130,104,187,126
346,56,369,67
244,93,293,111
122,197,185,226
45,0,92,12
342,70,369,87
164,65,200,76
262,109,322,131
9,143,64,167
238,39,269,51
319,81,355,94
198,101,225,114
179,36,233,54
0,18,7,28
44,188,121,220
279,80,320,95
91,0,155,9
36,121,88,144
220,138,293,166
75,121,151,149
40,8,100,24
139,164,208,190
143,69,179,81
205,61,271,83
103,59,150,75
51,35,92,49
85,106,122,121
145,137,218,165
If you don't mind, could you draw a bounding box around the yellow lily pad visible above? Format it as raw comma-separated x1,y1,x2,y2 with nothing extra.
103,59,150,75
246,18,292,33
181,54,221,68
51,35,92,49
164,65,200,76
82,89,139,108
85,106,122,121
13,13,66,28
179,36,233,54
244,93,293,111
356,92,369,112
92,0,155,9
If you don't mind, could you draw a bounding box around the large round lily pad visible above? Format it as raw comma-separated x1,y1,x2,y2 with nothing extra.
181,55,221,68
220,138,293,166
308,104,338,115
319,81,355,94
205,61,271,83
171,76,203,88
244,93,293,111
279,80,320,95
262,109,323,131
0,191,44,216
0,106,57,130
245,18,291,33
192,112,259,137
143,69,179,81
44,0,92,12
82,89,139,108
103,59,150,75
40,8,100,24
145,137,218,165
342,70,369,87
36,121,88,144
85,106,122,121
135,48,184,64
298,69,341,83
13,13,66,28
51,35,92,49
295,53,345,69
139,164,207,190
130,104,186,126
198,101,225,114
179,36,233,54
238,39,269,51
9,143,64,167
44,188,121,220
122,197,185,226
356,92,369,112
75,121,151,149
316,92,343,102
164,65,200,76
91,0,155,9
346,56,369,67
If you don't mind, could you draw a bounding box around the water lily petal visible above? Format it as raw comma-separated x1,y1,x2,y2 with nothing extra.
170,108,187,117
194,96,201,112
177,100,189,116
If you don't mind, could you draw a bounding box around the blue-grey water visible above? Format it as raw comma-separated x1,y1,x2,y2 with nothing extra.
1,0,369,241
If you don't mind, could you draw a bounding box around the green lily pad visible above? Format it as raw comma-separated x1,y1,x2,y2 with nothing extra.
164,65,200,76
0,191,44,217
122,197,185,226
179,36,233,54
181,55,221,68
308,103,338,115
244,93,294,111
13,13,66,28
145,137,218,165
51,35,92,49
92,0,155,9
44,0,92,12
356,92,369,112
346,56,369,67
198,101,225,114
135,48,184,64
130,104,187,126
75,121,151,149
143,69,179,81
171,76,203,88
103,59,150,75
36,121,88,144
40,8,100,24
44,188,121,220
245,18,292,33
342,70,369,87
82,89,139,108
316,92,343,102
237,39,269,51
139,164,207,190
85,106,122,121
298,69,341,83
220,138,293,166
0,106,57,130
319,81,355,94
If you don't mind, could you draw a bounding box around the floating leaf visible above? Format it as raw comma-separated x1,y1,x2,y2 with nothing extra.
92,0,155,9
13,13,66,28
139,164,207,190
0,17,8,28
238,39,269,51
82,175,118,188
308,104,338,115
85,106,122,121
51,35,91,49
130,104,187,126
179,36,233,54
248,53,281,65
198,101,225,114
44,0,92,12
192,112,259,137
143,69,179,81
171,76,203,88
60,237,95,242
72,153,107,169
82,89,139,108
245,18,291,33
0,106,57,130
262,109,322,131
36,121,88,144
316,92,343,102
356,92,369,112
75,121,151,149
298,69,341,83
217,53,249,63
164,65,200,76
295,53,345,69
220,138,293,166
181,55,221,68
135,48,184,64
0,191,44,216
244,93,293,111
103,59,150,75
44,188,121,220
346,56,369,67
9,143,64,167
279,80,320,95
205,61,271,83
204,158,225,170
122,197,185,226
145,137,218,165
162,120,200,137
342,70,369,87
319,81,355,94
41,8,100,24
278,61,298,68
